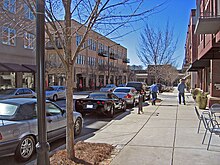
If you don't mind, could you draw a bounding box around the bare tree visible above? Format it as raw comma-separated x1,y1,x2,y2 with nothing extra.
1,0,166,160
137,22,178,83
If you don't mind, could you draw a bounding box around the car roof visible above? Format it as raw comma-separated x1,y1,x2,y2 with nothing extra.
0,98,50,105
114,87,135,90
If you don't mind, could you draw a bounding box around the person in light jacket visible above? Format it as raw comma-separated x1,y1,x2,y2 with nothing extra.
177,79,186,105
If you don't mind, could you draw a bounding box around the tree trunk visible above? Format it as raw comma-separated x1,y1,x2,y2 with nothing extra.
66,68,75,159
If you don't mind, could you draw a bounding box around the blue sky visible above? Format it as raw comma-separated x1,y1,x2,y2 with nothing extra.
116,0,196,69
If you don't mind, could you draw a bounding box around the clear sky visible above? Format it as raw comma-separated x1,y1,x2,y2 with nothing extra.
116,0,196,69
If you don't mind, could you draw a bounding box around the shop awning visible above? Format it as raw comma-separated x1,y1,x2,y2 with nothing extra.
1,63,32,72
0,63,11,72
187,59,210,72
22,64,36,72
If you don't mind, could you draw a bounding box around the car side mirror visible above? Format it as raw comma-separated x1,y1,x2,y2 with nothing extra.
61,109,65,115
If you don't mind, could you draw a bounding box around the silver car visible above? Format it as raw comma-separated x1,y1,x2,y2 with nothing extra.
45,86,66,101
0,88,36,100
113,87,140,107
0,98,83,162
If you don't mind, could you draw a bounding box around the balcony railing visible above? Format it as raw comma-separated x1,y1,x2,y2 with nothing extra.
98,51,108,57
122,58,130,63
46,40,62,49
195,11,220,34
110,53,118,60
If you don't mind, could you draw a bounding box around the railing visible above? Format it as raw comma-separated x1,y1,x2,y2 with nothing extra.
198,12,220,19
122,58,130,63
45,40,62,49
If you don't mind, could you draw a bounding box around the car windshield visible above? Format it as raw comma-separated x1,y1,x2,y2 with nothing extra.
0,89,16,95
46,87,55,91
88,93,108,99
114,89,130,93
0,103,18,116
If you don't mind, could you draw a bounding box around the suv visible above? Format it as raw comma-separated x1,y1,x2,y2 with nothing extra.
125,81,150,100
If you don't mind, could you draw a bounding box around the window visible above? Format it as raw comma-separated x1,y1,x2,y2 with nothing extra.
46,103,62,116
3,0,16,13
24,32,34,49
76,54,85,65
88,57,96,66
2,27,16,46
24,4,35,20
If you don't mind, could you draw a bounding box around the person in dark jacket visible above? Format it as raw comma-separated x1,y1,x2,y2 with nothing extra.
177,79,186,105
150,82,158,105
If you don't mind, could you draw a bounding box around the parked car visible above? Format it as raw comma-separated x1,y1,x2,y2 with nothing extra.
0,88,36,100
113,87,140,107
0,98,83,162
45,86,66,101
75,92,126,117
117,83,126,87
125,81,150,100
100,84,117,92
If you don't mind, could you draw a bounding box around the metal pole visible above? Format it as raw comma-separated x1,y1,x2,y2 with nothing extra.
36,0,50,164
107,46,110,84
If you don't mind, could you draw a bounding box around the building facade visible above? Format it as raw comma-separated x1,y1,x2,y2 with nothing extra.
186,0,220,106
45,20,130,91
0,0,36,89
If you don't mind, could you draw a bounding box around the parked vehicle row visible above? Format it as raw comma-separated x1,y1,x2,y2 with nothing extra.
0,86,66,102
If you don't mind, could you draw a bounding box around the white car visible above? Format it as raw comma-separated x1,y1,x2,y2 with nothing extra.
113,87,140,107
46,86,66,101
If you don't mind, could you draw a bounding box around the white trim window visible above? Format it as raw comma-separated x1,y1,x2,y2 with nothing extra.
24,4,35,20
2,27,16,46
24,32,34,49
3,0,16,13
76,54,85,65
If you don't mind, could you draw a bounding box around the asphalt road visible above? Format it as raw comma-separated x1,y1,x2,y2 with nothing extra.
0,93,126,165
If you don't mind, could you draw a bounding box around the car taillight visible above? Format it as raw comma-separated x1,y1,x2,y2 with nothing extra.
0,133,2,140
124,94,132,98
97,101,105,104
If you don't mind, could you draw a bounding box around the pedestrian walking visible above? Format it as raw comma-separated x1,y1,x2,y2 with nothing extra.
177,79,186,105
150,82,158,105
138,90,144,114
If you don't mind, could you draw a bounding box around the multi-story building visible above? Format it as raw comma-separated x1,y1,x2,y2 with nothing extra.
186,0,220,106
0,2,130,90
0,0,36,89
45,20,130,91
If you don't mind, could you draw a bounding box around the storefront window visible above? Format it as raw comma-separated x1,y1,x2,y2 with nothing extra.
0,72,15,89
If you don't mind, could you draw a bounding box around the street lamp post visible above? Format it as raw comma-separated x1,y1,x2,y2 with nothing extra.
36,0,50,165
107,43,120,84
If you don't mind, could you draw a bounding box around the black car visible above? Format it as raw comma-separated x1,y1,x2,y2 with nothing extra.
75,92,126,117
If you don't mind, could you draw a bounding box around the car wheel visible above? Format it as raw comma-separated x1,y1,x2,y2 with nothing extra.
108,105,115,118
74,117,82,136
15,136,35,162
53,95,58,102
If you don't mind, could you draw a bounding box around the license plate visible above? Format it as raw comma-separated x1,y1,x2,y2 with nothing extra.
86,104,93,108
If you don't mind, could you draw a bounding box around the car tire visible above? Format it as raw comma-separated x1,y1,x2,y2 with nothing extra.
108,105,114,118
74,117,82,136
15,136,35,162
53,95,58,102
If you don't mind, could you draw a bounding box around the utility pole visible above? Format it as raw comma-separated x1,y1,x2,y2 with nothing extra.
36,0,50,164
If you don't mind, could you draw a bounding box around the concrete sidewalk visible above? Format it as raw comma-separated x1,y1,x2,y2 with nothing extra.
85,89,220,165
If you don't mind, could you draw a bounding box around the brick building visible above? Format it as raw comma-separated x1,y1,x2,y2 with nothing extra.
186,0,220,106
